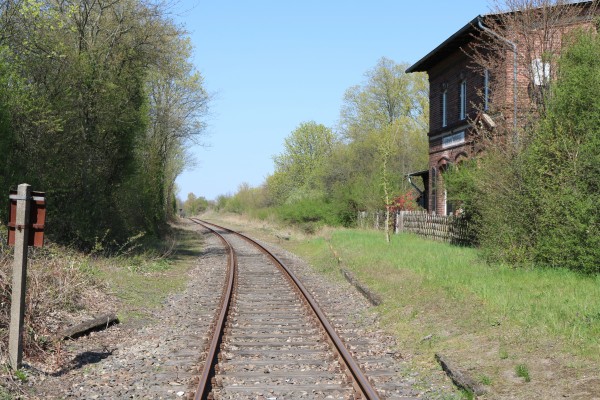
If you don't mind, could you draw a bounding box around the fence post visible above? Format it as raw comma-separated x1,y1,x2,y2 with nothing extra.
9,183,31,370
396,211,404,234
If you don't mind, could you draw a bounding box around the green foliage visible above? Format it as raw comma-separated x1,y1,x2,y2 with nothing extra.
515,364,531,382
459,389,475,400
0,51,16,220
447,30,600,273
276,197,341,232
0,385,10,400
269,121,336,205
340,57,428,139
0,0,209,249
478,375,492,386
214,194,231,211
523,30,600,273
13,369,27,382
222,183,269,214
181,192,209,216
223,57,428,231
335,58,429,213
442,159,480,213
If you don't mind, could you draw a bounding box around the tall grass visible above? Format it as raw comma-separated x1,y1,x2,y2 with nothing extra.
294,229,600,359
0,242,95,363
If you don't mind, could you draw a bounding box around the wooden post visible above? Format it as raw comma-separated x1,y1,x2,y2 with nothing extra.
399,211,404,233
9,183,31,370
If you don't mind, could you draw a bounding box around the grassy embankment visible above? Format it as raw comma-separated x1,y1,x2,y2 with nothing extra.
282,228,600,398
74,224,205,323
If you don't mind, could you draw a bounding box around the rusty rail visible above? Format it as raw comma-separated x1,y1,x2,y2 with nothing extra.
191,220,236,400
193,219,381,399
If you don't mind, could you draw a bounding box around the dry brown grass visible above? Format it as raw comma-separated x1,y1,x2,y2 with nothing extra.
0,241,98,365
0,221,204,400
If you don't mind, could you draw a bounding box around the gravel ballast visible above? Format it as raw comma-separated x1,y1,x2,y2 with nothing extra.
20,221,457,399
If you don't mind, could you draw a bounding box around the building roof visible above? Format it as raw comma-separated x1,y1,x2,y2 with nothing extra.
406,1,594,74
406,16,483,73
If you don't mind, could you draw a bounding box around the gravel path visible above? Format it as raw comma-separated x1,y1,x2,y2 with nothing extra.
22,221,457,399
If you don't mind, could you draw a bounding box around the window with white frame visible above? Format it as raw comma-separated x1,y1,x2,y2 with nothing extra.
532,58,551,86
442,88,447,127
442,130,465,148
459,79,467,120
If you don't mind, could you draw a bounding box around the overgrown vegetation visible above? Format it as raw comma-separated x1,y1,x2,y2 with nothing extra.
281,227,600,397
445,28,600,273
307,230,600,355
0,224,202,379
0,0,209,249
0,237,98,391
180,192,210,217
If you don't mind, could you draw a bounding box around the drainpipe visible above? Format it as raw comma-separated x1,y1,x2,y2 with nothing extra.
477,17,518,140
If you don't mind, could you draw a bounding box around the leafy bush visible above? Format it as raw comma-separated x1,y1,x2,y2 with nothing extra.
445,30,600,273
276,197,341,228
521,30,600,273
221,183,269,215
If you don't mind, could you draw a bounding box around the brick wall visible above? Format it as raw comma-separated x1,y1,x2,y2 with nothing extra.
426,48,483,215
415,9,598,215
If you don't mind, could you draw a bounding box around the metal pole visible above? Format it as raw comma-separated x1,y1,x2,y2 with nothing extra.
9,183,31,370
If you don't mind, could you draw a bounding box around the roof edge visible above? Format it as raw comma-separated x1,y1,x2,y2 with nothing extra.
406,15,482,73
406,1,595,74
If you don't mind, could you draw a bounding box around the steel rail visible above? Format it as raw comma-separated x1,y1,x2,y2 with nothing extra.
196,219,381,400
190,219,237,400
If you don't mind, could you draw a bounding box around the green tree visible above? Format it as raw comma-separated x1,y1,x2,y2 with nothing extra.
335,57,429,215
0,0,209,248
340,57,428,141
228,58,428,231
270,121,336,204
448,28,600,273
138,33,210,229
182,192,209,216
525,29,600,273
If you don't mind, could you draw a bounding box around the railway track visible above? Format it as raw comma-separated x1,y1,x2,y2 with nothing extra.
189,218,381,399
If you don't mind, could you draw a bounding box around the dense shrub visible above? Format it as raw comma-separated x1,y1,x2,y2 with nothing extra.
522,30,600,273
445,30,600,273
276,197,340,227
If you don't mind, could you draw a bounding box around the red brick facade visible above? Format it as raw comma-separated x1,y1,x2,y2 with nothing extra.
426,48,483,215
408,22,488,215
407,4,597,215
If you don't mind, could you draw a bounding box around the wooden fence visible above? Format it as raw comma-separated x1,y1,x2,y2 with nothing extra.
357,210,473,245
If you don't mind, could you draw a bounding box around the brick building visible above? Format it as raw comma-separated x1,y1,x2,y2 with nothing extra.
406,2,597,215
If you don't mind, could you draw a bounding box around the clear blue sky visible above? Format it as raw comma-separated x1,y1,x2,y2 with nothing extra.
173,1,492,201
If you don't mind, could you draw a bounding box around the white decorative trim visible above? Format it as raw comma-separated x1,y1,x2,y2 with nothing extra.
429,123,470,142
442,131,465,148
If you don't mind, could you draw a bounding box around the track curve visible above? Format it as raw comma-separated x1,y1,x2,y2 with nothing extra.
190,219,381,399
